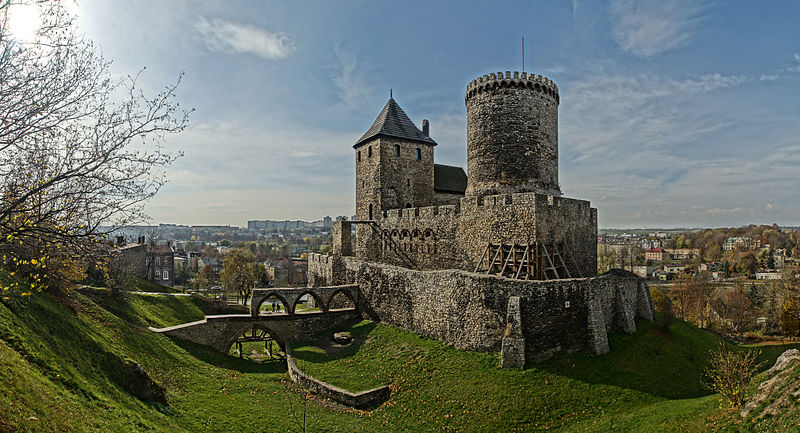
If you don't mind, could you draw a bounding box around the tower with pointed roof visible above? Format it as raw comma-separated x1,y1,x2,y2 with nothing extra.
353,97,437,257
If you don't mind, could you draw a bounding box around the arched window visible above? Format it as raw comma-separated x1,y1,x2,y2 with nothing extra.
415,148,421,160
368,204,373,220
405,203,412,208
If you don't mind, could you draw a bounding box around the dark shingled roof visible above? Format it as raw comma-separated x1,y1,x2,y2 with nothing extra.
354,98,437,148
434,164,467,194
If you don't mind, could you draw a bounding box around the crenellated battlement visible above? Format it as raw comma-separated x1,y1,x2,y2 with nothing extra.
382,204,458,221
308,253,333,264
378,192,591,224
465,71,559,104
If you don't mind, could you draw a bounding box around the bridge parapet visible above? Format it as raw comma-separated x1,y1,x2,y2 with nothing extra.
250,284,359,317
150,310,359,353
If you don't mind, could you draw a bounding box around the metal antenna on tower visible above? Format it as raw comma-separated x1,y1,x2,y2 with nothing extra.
390,88,392,99
522,37,525,73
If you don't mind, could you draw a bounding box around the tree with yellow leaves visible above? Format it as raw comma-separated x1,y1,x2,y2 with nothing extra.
0,1,189,295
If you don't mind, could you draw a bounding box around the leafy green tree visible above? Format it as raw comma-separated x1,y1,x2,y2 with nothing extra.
220,248,265,305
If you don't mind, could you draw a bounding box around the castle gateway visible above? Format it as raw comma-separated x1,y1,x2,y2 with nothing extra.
309,71,653,366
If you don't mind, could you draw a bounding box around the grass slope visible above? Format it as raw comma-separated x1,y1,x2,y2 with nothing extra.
291,318,799,432
1,287,798,432
81,288,213,328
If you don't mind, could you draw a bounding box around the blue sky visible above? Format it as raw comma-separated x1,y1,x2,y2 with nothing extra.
57,0,800,228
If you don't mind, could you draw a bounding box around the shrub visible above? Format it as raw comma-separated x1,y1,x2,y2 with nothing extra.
703,344,761,407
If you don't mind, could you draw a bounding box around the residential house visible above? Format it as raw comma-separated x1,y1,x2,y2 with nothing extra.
645,247,669,262
755,271,783,280
773,249,787,270
197,257,222,278
632,265,658,279
116,236,175,286
699,262,721,272
723,237,752,251
663,248,700,260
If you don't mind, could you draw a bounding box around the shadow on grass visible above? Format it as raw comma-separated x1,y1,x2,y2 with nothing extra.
533,318,720,400
169,338,287,375
290,319,377,363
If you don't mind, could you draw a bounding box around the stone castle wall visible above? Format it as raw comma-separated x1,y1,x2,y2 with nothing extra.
307,254,653,362
364,191,597,276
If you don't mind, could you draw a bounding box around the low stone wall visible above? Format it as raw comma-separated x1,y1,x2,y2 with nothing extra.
286,347,390,410
307,254,654,362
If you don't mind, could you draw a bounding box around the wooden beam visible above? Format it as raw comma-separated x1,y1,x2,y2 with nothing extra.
541,244,560,279
475,244,490,273
500,245,514,276
515,244,529,279
488,244,503,275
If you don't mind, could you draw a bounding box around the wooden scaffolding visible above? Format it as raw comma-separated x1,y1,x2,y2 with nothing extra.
473,242,583,280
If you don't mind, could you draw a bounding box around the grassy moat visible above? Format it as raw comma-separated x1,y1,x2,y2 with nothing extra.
1,288,798,432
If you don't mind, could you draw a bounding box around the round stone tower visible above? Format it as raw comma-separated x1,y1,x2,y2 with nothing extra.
464,71,561,197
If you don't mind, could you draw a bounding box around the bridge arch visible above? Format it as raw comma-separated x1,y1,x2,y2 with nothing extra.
253,292,291,315
327,289,356,311
223,323,284,356
292,291,326,314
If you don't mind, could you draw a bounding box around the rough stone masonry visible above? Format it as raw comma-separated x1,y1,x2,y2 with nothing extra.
311,70,654,365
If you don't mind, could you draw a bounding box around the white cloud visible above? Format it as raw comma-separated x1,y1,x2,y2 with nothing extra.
609,0,710,57
561,72,747,162
145,116,358,225
760,74,778,81
794,53,800,61
332,45,372,109
553,67,800,227
194,16,295,60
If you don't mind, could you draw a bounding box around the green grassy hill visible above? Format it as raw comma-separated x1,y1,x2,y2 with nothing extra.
0,288,797,432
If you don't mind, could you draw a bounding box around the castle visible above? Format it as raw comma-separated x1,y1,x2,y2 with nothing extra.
351,71,596,277
308,70,654,366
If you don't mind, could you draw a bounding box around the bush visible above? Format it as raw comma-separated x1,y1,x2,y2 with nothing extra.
703,344,761,407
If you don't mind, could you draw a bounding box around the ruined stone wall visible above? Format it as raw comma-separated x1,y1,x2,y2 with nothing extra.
465,71,560,197
307,255,653,361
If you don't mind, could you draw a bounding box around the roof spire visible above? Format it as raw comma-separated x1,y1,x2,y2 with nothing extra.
390,88,392,99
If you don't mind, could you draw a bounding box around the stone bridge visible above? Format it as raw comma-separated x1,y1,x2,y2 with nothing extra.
250,285,359,316
150,284,359,353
